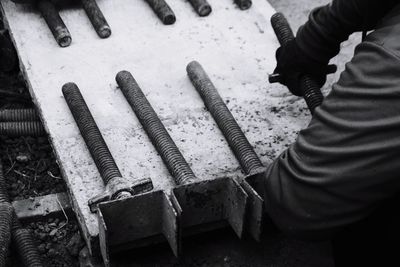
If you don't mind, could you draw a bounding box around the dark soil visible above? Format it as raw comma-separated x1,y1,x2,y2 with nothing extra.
0,71,82,267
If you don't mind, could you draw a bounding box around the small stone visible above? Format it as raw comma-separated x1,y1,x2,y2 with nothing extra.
16,153,31,163
47,248,56,257
38,233,47,241
49,228,58,236
37,244,46,254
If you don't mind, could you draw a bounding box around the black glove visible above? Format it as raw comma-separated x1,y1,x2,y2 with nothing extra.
273,39,331,96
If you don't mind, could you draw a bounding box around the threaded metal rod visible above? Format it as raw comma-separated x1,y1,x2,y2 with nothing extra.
11,213,43,267
235,0,252,10
116,71,197,185
270,12,294,45
0,109,39,122
0,121,45,137
188,0,212,16
0,163,43,267
62,83,122,186
0,203,12,267
37,0,72,47
144,0,176,25
81,0,111,38
270,12,323,114
187,61,263,175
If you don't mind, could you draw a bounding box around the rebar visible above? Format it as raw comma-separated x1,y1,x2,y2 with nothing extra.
0,109,39,122
0,121,45,137
62,83,122,186
270,12,323,114
144,0,176,25
187,61,263,175
116,71,197,185
235,0,252,10
37,0,72,47
81,0,111,38
188,0,212,17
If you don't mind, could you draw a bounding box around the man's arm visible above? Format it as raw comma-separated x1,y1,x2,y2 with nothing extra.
297,0,398,64
264,3,400,240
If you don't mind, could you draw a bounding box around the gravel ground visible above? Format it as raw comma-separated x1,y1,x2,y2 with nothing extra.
0,0,364,266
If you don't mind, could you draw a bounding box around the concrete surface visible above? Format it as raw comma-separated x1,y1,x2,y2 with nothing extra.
0,0,315,254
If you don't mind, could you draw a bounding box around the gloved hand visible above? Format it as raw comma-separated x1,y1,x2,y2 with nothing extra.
273,39,331,96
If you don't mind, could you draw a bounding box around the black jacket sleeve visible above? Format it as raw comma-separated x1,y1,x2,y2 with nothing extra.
296,0,398,64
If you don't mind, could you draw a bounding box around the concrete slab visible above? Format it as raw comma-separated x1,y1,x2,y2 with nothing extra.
1,0,310,254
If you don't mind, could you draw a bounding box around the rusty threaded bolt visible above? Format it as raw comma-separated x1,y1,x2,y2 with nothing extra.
81,0,111,38
11,213,43,267
62,83,123,186
0,109,39,122
187,61,263,175
0,203,13,267
270,12,295,45
270,12,323,114
0,121,45,137
37,0,72,47
0,163,43,267
235,0,252,10
188,0,212,17
144,0,176,25
116,71,197,185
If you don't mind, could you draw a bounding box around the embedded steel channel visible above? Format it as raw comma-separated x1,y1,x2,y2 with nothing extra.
62,83,153,211
144,0,176,25
81,0,111,38
187,61,265,240
270,12,323,114
188,0,212,17
235,0,252,10
37,0,72,47
116,70,248,240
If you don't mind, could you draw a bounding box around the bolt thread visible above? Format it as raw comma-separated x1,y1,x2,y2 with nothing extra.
270,12,294,45
0,203,13,267
62,83,122,185
301,76,323,114
0,121,45,137
37,0,72,47
12,213,43,267
116,71,197,185
271,12,323,113
235,0,252,10
187,0,212,16
187,61,263,175
81,0,111,38
145,0,176,25
0,109,39,122
0,163,43,267
0,163,9,203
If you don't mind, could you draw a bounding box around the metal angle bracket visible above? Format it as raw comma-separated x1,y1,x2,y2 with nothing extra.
242,167,267,241
172,177,248,238
97,190,181,267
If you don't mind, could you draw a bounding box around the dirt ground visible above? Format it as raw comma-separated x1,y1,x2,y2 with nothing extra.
0,0,366,266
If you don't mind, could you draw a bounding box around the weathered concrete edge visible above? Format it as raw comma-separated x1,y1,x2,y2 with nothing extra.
0,0,97,254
